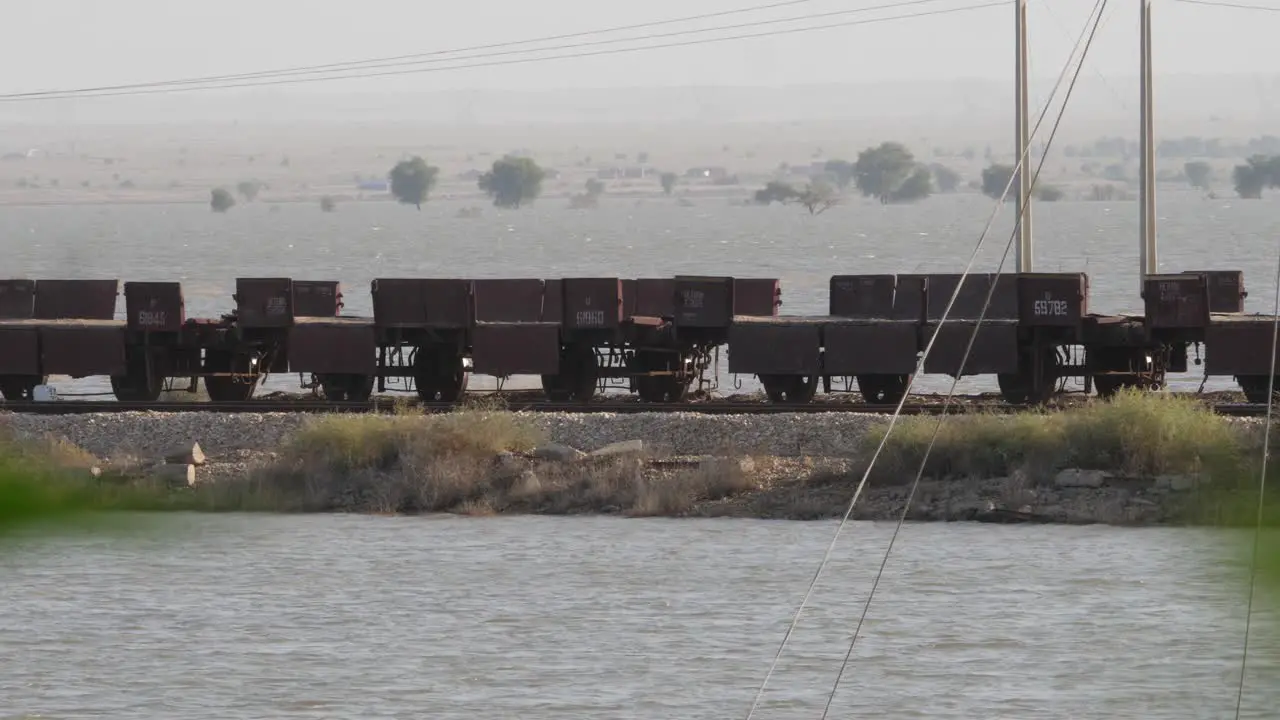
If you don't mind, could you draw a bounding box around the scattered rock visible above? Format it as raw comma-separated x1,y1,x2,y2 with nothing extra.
164,441,206,466
589,439,646,459
531,443,585,462
1055,468,1106,489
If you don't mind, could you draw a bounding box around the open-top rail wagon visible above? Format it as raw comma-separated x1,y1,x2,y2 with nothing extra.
0,269,1275,406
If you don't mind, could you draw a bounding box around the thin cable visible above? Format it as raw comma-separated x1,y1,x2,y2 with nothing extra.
0,0,955,98
739,5,1094,718
819,3,1108,716
1175,0,1280,11
0,0,824,96
0,3,1004,103
1042,0,1127,111
1233,237,1280,719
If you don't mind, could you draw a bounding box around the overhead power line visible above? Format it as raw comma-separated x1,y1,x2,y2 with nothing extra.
20,0,826,95
0,0,996,102
1175,0,1280,11
11,0,964,99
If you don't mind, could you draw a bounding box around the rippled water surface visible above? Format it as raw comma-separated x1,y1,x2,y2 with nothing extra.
3,193,1279,396
2,515,1277,719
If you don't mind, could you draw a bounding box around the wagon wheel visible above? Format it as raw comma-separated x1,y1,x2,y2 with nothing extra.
413,349,470,403
320,373,376,402
110,354,165,402
634,350,691,404
1237,375,1280,404
204,352,260,402
759,374,819,403
0,375,46,402
997,347,1060,405
541,344,598,403
858,374,912,405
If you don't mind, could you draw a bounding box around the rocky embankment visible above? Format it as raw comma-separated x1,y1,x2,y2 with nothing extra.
0,410,1258,525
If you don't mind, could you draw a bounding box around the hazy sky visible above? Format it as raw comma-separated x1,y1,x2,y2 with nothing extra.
4,0,1279,97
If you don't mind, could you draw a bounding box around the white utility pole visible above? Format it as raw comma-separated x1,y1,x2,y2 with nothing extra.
1138,0,1157,288
1014,0,1033,273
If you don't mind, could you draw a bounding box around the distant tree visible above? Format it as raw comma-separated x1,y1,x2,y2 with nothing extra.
1102,163,1128,182
931,163,961,193
389,156,439,209
981,163,1016,200
888,165,933,203
1088,184,1131,202
1232,155,1280,199
852,143,919,203
1184,160,1212,190
210,188,235,213
320,195,337,212
570,179,606,209
752,179,836,214
823,159,856,189
660,171,678,195
753,180,800,205
797,178,839,215
1034,184,1064,202
236,180,261,202
478,156,545,208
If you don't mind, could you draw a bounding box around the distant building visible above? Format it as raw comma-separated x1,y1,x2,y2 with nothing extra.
357,180,389,192
684,166,730,180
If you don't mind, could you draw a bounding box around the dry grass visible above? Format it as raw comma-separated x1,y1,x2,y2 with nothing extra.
233,409,756,517
863,389,1248,484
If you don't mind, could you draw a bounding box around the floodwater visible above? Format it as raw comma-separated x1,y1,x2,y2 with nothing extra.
2,191,1278,398
0,515,1276,719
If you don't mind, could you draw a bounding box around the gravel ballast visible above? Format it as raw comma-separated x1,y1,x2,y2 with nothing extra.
0,411,892,460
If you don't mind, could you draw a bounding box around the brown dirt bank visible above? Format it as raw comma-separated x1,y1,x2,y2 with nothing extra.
215,447,1247,526
6,391,1277,526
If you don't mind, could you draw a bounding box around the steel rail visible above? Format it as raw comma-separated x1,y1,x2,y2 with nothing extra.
0,398,1268,416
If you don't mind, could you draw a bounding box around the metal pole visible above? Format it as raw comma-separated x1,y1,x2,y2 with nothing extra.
1139,0,1156,290
1015,0,1033,273
1144,0,1157,277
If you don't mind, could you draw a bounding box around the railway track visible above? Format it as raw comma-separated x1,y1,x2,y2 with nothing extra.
0,398,1270,417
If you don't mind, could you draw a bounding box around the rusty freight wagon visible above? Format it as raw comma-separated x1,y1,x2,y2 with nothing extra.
535,275,780,402
4,267,1277,408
